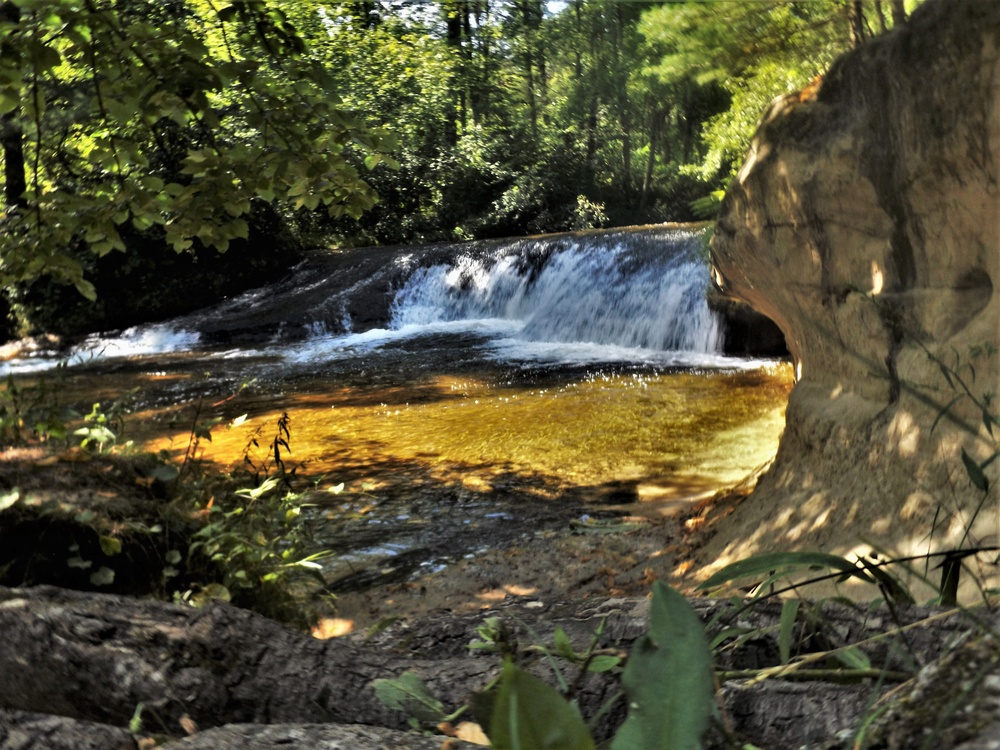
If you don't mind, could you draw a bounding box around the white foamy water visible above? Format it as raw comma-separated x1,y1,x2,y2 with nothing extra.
390,237,722,354
0,325,201,375
1,227,769,375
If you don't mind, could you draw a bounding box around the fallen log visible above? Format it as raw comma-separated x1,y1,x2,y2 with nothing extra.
0,709,136,750
0,585,991,749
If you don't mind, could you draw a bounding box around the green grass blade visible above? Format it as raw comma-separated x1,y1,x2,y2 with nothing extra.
778,599,800,665
697,551,873,590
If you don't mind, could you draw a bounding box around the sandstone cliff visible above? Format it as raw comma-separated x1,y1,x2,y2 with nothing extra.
704,0,1000,595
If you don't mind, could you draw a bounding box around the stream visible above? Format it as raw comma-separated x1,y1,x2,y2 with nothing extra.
3,226,793,591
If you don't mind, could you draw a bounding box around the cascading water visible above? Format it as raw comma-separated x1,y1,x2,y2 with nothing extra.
389,229,722,355
0,225,741,375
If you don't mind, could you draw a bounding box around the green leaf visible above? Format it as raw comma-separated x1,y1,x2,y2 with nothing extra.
90,566,115,586
833,646,871,671
190,583,230,605
610,582,714,750
586,654,621,673
372,671,446,724
961,448,989,492
73,278,97,301
150,464,180,483
939,555,961,607
553,627,576,660
0,91,17,116
698,551,874,590
99,535,122,556
778,599,800,665
216,4,238,22
128,703,144,734
0,489,19,512
857,558,915,605
488,659,595,750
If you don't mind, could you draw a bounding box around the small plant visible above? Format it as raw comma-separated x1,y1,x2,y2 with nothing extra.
241,411,298,484
182,412,331,624
74,402,118,452
375,583,716,750
571,195,608,231
0,370,77,446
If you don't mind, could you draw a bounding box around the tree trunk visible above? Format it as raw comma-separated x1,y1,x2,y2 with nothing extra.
874,0,888,33
517,1,542,146
640,105,659,210
0,585,985,750
0,2,26,211
890,0,907,25
660,107,673,165
443,1,464,145
614,4,632,195
847,0,867,47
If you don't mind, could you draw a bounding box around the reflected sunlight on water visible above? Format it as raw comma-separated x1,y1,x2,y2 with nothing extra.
156,364,794,515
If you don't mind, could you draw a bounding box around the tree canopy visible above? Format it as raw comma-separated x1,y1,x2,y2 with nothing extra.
0,0,394,300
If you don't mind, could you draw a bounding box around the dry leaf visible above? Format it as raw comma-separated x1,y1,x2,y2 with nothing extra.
311,617,354,639
454,721,490,745
179,714,198,735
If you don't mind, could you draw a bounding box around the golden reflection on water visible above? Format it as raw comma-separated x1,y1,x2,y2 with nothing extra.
156,364,794,515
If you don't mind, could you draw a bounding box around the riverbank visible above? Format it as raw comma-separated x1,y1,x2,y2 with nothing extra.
0,438,740,634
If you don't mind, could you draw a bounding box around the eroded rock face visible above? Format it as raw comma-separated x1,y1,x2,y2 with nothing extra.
705,0,1000,589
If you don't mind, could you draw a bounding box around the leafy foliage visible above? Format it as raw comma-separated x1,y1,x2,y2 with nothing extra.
0,0,393,299
182,411,330,623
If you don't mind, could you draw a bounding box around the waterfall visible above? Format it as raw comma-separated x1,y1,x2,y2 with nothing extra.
389,228,722,354
0,226,731,374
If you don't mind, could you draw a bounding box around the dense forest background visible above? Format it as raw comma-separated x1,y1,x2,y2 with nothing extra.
0,0,920,337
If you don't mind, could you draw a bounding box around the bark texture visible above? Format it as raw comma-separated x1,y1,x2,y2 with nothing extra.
706,0,1000,589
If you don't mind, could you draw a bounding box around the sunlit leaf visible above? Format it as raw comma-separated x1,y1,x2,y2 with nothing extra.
66,556,92,569
373,671,446,724
0,490,19,512
99,535,122,556
698,551,874,590
611,582,714,750
586,655,621,673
